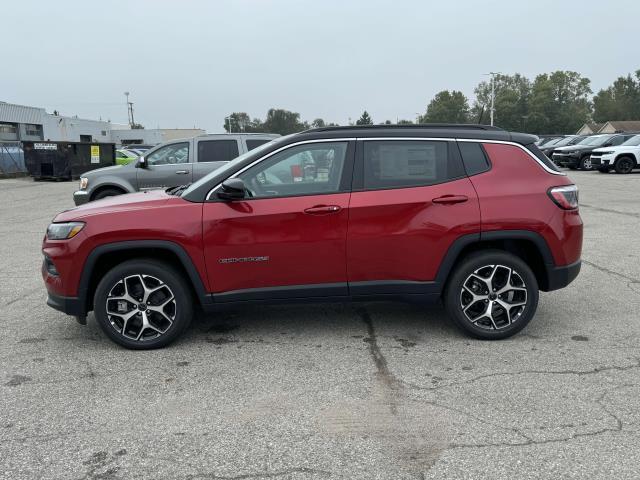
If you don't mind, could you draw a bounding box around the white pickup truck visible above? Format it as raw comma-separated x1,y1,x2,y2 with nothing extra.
590,134,640,174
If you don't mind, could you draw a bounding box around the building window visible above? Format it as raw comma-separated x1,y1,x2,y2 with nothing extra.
24,124,43,136
101,130,107,136
0,123,18,134
80,135,92,143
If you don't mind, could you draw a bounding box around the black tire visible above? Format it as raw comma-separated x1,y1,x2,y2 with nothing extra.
614,156,635,174
93,259,193,349
444,250,539,340
578,156,593,171
93,188,124,200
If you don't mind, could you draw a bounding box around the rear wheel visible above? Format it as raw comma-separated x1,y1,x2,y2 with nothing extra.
614,156,635,174
444,250,539,340
579,156,593,171
93,260,193,349
93,188,124,200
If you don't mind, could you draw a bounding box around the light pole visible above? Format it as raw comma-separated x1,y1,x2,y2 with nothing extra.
487,72,501,126
225,116,231,133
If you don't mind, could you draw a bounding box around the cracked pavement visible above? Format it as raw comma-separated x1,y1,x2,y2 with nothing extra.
1,171,640,479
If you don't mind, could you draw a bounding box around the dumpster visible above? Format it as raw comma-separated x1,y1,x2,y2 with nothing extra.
23,141,116,180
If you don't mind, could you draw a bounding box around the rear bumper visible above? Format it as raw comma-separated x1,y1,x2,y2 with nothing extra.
47,291,84,316
544,260,581,291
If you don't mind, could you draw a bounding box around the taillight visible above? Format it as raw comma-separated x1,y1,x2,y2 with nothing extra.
548,185,578,210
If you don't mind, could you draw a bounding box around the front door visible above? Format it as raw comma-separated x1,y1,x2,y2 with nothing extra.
202,141,354,300
136,141,192,190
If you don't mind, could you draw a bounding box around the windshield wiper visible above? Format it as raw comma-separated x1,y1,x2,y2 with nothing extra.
166,183,192,196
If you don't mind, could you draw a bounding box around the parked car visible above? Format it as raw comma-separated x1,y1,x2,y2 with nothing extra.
115,149,139,166
540,135,586,158
73,133,279,204
552,133,637,170
43,124,582,349
535,135,565,146
590,134,640,174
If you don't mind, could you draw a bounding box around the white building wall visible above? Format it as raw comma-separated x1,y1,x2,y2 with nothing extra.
42,115,111,142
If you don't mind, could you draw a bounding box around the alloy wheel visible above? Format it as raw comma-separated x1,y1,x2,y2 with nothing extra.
105,274,176,341
459,264,528,330
582,157,593,170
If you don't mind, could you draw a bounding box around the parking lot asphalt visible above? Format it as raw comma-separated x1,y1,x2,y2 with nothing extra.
1,171,640,480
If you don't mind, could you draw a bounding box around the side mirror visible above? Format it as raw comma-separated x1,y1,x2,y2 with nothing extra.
136,156,148,168
217,178,246,201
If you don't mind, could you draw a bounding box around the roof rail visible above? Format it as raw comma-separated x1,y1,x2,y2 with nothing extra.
307,123,504,133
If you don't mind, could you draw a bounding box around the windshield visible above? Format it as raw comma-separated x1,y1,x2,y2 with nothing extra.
621,135,640,146
181,137,286,197
552,136,579,147
542,138,563,147
581,135,610,146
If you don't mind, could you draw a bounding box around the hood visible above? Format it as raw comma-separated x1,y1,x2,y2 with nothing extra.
82,162,132,178
593,145,636,153
555,144,592,152
54,189,172,222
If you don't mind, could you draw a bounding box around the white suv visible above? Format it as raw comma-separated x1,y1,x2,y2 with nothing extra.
591,134,640,174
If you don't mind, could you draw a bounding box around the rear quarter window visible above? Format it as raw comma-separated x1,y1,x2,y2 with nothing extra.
458,142,490,175
525,143,560,172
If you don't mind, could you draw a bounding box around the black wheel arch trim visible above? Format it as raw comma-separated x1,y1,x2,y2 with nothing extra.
434,230,567,292
77,240,210,315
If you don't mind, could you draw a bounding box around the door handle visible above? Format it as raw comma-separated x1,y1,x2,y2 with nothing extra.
304,205,342,215
175,170,189,174
432,195,468,205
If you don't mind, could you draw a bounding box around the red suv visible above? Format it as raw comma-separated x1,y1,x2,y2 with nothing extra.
42,125,582,349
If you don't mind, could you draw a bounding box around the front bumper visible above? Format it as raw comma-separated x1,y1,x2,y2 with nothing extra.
73,190,90,206
47,291,84,316
552,153,579,167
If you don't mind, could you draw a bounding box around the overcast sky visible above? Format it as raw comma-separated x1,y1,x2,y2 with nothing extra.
2,0,638,131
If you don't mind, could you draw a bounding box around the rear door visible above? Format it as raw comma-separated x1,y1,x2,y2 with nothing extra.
347,138,480,295
136,141,192,190
192,137,241,182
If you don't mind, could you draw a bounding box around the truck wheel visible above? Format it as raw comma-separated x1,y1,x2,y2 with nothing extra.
444,250,539,340
93,188,124,200
579,156,593,170
614,156,634,174
93,260,193,349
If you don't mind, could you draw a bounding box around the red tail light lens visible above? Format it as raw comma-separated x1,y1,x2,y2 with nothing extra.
548,185,578,210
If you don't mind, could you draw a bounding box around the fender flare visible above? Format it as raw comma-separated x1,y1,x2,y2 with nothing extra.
77,240,210,313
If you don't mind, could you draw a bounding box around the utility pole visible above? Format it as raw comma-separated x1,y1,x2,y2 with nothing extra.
487,72,501,126
124,92,135,127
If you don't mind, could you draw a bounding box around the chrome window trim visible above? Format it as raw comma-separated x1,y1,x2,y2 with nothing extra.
456,138,566,176
205,136,564,199
205,138,355,200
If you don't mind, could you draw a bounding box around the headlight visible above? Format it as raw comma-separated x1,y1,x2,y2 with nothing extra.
79,177,88,190
598,151,614,155
46,222,85,240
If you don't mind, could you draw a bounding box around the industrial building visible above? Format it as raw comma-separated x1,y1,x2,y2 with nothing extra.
0,101,204,145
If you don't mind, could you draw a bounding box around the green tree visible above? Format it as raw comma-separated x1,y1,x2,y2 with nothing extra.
311,118,326,128
261,108,307,135
593,70,640,122
420,90,470,123
356,111,373,125
223,112,264,133
397,119,414,125
527,71,592,134
471,74,531,130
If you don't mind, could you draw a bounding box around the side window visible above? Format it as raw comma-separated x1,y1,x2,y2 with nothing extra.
246,139,271,151
458,142,490,175
362,140,461,190
610,136,625,146
146,142,189,165
198,140,239,162
238,142,348,199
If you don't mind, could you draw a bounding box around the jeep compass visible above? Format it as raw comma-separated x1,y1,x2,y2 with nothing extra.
42,125,583,349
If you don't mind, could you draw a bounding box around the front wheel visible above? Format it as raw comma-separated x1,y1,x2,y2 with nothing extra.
444,250,539,340
93,260,193,349
579,156,593,171
614,156,634,174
